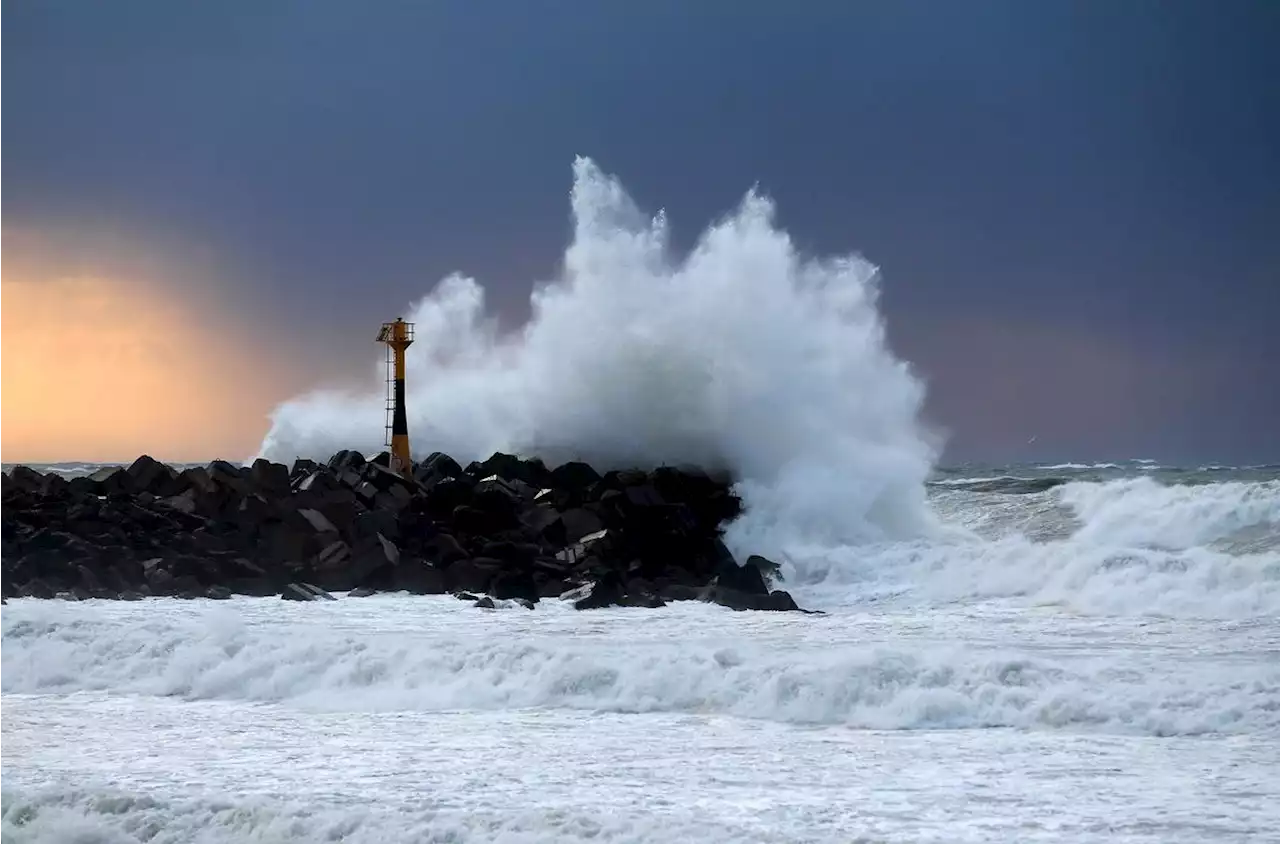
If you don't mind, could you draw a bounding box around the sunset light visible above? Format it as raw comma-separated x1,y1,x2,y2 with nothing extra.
2,272,283,463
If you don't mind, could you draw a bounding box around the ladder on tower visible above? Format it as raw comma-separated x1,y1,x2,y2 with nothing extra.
383,341,395,448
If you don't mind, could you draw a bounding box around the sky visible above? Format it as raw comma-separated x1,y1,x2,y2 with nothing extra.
3,0,1278,465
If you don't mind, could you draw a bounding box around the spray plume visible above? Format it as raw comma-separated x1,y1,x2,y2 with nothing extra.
257,157,939,554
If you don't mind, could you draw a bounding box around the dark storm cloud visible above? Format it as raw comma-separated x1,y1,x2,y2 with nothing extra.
5,0,1277,462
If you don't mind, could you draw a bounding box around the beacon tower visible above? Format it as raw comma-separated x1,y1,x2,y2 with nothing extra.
377,318,415,476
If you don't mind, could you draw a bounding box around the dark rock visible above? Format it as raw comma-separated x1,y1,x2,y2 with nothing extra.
571,573,624,610
354,481,379,506
414,452,463,487
1,452,802,611
281,583,314,601
474,596,496,609
315,490,362,536
316,540,352,571
296,470,340,495
249,459,291,496
538,577,570,598
348,585,378,597
207,460,248,492
291,459,321,480
470,452,551,488
473,477,522,512
76,564,110,597
171,574,205,599
363,461,414,494
763,590,801,611
235,494,273,526
147,567,177,595
332,532,401,591
521,505,565,544
490,570,539,603
421,533,469,567
373,486,413,513
352,509,399,543
227,577,278,597
159,489,198,515
423,477,474,515
451,505,497,536
18,579,57,599
282,582,336,601
745,554,783,586
706,586,801,612
479,540,537,567
392,559,447,594
206,585,233,600
446,557,500,593
549,461,601,493
88,466,134,496
9,466,48,494
452,591,480,601
127,455,177,495
560,508,604,544
659,583,712,602
715,560,769,596
328,450,366,473
619,592,667,608
295,508,338,535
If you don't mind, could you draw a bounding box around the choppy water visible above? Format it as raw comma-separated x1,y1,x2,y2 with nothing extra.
4,461,1279,843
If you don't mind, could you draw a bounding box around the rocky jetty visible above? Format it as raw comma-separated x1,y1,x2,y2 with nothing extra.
1,451,804,612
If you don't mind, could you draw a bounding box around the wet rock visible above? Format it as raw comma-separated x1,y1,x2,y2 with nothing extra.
549,460,601,493
490,569,539,603
619,592,667,608
420,533,469,567
715,560,769,596
536,576,571,598
392,559,447,594
571,573,624,610
446,557,501,593
127,455,178,495
470,452,551,488
18,579,57,599
706,586,801,612
282,582,336,601
328,450,366,474
159,489,198,515
88,466,133,496
249,459,291,496
1,451,808,612
291,458,321,480
296,508,338,535
415,452,463,487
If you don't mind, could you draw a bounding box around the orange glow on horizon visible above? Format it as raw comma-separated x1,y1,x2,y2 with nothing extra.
2,273,288,464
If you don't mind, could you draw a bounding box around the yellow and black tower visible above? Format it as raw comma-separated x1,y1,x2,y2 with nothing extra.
377,318,415,476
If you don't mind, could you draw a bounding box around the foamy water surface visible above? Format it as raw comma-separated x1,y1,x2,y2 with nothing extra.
4,589,1278,843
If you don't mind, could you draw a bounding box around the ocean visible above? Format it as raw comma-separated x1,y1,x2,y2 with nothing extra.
3,459,1278,843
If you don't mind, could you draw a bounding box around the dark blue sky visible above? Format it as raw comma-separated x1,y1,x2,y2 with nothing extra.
6,1,1278,463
